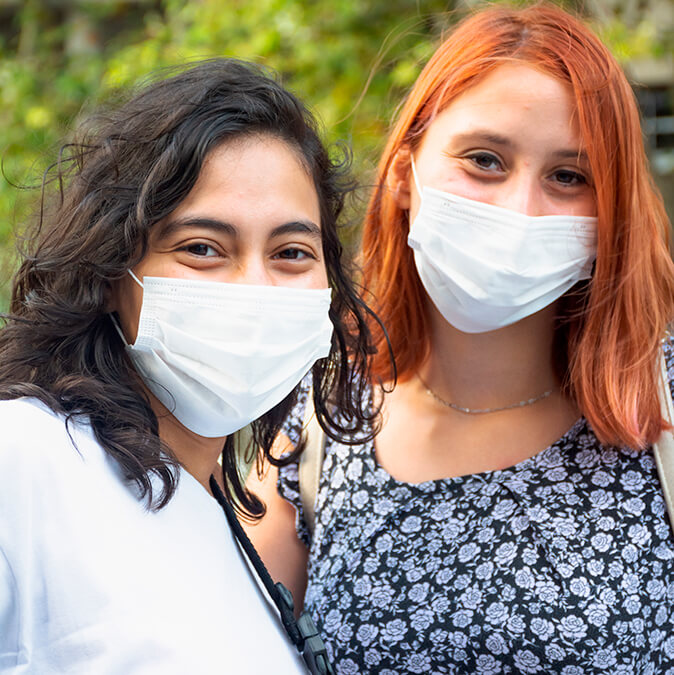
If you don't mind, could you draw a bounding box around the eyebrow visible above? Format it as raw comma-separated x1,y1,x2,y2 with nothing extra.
551,148,589,163
451,131,513,147
451,131,588,163
156,217,236,240
269,221,322,241
156,217,322,241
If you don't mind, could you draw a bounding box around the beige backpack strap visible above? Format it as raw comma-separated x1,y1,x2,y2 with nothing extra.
298,387,326,536
653,349,674,536
231,389,325,534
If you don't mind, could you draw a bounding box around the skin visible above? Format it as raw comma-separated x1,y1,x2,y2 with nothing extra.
113,134,328,506
247,63,598,608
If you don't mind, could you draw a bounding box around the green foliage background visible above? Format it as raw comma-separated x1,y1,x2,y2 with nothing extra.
0,0,670,307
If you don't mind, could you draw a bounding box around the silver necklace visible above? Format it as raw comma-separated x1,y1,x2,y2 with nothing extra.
417,374,553,415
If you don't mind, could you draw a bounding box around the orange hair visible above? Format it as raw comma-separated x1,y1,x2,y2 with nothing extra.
362,3,674,449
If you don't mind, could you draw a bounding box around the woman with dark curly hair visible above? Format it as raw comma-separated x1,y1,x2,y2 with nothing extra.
0,59,379,672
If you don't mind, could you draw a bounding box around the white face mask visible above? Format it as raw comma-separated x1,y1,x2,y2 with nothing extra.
116,272,333,438
407,158,598,333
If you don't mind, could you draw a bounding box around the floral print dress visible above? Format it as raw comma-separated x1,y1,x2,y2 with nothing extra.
277,341,674,674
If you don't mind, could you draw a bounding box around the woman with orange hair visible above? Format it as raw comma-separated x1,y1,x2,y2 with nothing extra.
247,3,674,672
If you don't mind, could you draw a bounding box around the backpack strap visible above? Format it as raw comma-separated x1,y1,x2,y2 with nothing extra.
232,423,256,481
653,349,674,537
298,388,326,536
232,388,326,536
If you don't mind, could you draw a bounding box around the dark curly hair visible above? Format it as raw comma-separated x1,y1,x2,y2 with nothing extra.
0,58,392,515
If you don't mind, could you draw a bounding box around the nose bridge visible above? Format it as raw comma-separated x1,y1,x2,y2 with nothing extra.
502,169,542,217
232,251,273,286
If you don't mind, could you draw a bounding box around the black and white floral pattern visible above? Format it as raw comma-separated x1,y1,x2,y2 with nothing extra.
278,340,674,674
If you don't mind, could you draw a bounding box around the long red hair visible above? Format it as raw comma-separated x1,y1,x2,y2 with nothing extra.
362,3,674,449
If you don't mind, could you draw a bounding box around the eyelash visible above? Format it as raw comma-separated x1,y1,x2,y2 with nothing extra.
466,152,504,172
550,169,587,187
179,242,318,263
273,247,316,261
465,153,589,187
181,242,219,257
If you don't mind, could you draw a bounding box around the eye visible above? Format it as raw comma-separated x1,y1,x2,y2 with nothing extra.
465,152,504,172
181,242,219,257
552,169,588,187
273,247,316,261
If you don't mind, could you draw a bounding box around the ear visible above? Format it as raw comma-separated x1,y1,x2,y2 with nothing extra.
386,145,413,210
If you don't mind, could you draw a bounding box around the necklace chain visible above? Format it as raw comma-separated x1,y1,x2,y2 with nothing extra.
417,374,553,415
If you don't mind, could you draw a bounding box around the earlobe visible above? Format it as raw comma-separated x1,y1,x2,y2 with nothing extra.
387,146,412,210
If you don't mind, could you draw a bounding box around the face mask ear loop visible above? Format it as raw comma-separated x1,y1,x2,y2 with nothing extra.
128,269,144,288
108,269,143,347
410,155,423,198
110,314,130,347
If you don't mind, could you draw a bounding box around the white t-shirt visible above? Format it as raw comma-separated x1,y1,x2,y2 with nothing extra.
0,398,305,674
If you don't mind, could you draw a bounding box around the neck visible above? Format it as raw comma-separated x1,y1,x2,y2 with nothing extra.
149,393,225,494
419,302,559,409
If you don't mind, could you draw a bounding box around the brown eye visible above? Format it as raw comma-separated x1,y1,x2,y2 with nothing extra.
183,243,218,257
553,170,586,186
274,247,314,261
467,152,504,172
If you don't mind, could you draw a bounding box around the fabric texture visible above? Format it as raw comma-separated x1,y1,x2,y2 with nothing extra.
0,398,304,674
278,340,674,674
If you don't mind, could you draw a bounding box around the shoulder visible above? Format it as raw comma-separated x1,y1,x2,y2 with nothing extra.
0,397,82,448
0,400,100,554
0,397,98,482
0,396,68,432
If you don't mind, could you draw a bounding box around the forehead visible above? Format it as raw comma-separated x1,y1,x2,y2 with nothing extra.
193,134,311,193
165,133,321,225
419,63,582,153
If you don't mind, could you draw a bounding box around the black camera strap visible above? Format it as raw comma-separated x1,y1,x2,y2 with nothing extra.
209,476,335,675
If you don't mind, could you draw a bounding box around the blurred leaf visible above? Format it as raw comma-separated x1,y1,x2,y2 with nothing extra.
0,0,670,309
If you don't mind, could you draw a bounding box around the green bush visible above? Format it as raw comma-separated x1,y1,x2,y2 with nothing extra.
0,0,667,308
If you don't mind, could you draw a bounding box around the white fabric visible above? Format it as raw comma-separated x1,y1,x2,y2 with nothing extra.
0,398,305,674
407,159,597,333
124,274,333,437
